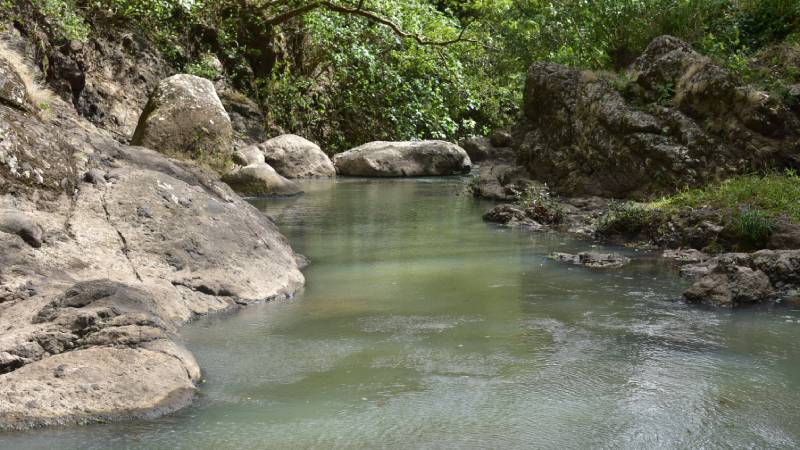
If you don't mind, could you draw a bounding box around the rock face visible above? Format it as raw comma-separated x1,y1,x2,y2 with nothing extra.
258,134,335,178
218,87,267,149
460,137,491,162
222,163,302,197
549,252,631,269
683,250,799,307
131,74,233,170
0,48,304,429
0,57,31,111
334,141,472,177
518,35,800,198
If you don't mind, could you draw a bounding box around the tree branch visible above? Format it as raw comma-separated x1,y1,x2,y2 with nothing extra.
265,1,478,46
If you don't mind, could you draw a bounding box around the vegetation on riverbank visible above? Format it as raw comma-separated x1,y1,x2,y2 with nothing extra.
4,0,799,153
596,171,800,250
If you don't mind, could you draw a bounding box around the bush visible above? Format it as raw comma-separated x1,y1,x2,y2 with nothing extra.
514,185,565,225
596,201,664,236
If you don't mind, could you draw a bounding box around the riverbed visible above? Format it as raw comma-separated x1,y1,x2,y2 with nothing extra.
4,176,800,449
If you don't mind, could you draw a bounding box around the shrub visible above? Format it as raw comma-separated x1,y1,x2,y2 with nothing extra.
596,201,664,236
514,185,565,225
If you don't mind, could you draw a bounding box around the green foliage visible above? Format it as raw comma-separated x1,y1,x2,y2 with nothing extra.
184,54,222,81
35,0,91,42
725,206,774,248
514,185,565,225
652,170,800,223
17,0,800,155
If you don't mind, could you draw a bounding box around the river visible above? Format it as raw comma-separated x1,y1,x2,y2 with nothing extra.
4,176,800,449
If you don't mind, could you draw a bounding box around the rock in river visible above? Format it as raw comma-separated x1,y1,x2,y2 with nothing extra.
334,140,471,177
550,252,631,269
259,134,335,178
222,163,302,197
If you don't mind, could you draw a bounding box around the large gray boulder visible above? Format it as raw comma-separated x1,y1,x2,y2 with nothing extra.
222,163,302,197
131,74,234,172
518,35,800,198
334,140,471,177
259,134,335,178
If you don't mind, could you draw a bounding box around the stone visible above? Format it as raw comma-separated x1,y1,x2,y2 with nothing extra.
681,250,800,307
233,145,266,166
471,163,534,201
0,212,44,248
549,252,631,269
334,141,471,177
259,134,335,178
517,35,800,198
483,204,544,230
0,57,31,111
131,74,233,171
460,137,491,163
684,267,774,308
489,130,513,147
222,163,302,197
218,88,266,148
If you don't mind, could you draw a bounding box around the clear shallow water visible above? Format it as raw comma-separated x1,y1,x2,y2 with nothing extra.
4,176,800,449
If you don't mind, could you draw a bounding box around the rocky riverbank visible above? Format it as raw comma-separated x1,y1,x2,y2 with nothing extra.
475,35,800,308
0,27,305,429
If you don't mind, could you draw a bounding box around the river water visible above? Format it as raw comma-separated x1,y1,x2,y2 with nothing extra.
4,176,800,449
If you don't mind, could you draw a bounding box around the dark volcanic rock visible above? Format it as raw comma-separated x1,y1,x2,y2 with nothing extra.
517,35,800,198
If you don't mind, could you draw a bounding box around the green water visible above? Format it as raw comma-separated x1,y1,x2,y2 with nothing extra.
4,177,800,449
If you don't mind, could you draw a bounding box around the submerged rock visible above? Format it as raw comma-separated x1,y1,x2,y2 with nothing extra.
549,252,631,269
334,140,471,177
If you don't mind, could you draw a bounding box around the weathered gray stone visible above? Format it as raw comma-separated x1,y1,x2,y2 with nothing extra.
0,212,44,248
682,250,800,307
334,141,471,177
222,163,302,197
259,134,335,178
131,74,233,171
460,137,491,163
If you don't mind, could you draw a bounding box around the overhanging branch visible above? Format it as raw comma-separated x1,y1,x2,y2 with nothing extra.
265,1,478,46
